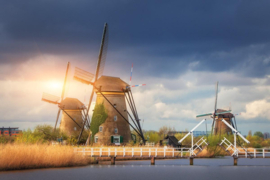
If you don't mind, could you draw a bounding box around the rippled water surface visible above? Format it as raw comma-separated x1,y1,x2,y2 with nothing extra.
1,157,270,180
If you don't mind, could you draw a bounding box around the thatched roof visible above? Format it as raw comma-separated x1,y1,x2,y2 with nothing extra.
164,135,181,146
95,76,128,92
59,97,85,110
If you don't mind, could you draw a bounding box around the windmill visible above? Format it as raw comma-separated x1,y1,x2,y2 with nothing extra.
41,62,91,137
74,23,146,145
196,82,237,135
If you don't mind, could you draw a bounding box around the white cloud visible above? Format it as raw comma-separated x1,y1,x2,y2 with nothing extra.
1,60,270,135
241,99,270,120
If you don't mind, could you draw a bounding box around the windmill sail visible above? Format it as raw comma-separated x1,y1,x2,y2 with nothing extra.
196,110,231,118
73,67,95,85
42,93,60,104
211,81,218,134
54,62,70,131
96,23,108,79
127,64,146,89
77,23,108,144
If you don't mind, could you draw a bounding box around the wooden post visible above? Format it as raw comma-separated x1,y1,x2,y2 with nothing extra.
189,156,194,165
151,156,155,165
233,156,238,166
94,157,98,164
111,156,116,165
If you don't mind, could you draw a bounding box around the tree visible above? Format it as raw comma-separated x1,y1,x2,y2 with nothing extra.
248,130,252,137
158,126,175,138
254,131,264,139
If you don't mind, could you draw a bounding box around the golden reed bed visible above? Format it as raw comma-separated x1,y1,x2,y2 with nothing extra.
0,144,92,171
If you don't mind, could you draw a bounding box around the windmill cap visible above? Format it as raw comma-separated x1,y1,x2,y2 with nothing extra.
216,109,234,118
59,97,85,110
95,76,129,92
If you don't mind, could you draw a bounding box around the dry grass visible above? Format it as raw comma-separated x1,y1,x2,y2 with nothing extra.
0,144,92,171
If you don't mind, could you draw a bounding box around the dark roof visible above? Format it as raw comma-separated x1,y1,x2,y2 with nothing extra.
164,135,181,146
216,109,234,118
0,127,19,130
59,97,85,110
95,76,128,92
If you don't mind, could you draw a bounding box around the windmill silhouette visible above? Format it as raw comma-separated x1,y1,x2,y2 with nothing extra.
196,82,237,135
41,62,90,136
74,23,146,145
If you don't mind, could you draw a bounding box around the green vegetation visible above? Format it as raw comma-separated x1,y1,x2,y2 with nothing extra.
246,131,270,148
90,102,108,142
0,124,89,145
253,131,264,139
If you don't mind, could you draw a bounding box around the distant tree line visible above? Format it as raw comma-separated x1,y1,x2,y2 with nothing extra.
0,124,89,145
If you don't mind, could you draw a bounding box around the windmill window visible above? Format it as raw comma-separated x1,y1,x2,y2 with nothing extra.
74,127,77,131
114,116,117,121
114,137,120,143
114,128,118,134
95,136,98,143
99,126,103,132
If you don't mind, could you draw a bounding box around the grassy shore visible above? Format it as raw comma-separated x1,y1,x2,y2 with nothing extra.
0,144,93,171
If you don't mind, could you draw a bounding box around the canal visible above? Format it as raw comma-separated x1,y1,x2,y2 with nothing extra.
0,157,269,180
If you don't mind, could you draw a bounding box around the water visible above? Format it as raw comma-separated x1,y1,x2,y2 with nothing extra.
1,157,270,180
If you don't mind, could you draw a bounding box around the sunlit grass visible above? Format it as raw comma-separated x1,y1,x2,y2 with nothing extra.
0,143,92,171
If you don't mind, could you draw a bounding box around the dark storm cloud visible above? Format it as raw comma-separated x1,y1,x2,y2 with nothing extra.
1,0,270,78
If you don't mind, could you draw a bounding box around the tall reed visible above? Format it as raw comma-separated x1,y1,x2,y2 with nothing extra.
0,143,91,171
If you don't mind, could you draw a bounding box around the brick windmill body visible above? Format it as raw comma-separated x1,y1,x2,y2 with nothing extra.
93,76,132,145
214,109,235,135
59,98,85,136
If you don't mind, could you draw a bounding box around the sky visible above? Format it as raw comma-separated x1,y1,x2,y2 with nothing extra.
1,0,270,135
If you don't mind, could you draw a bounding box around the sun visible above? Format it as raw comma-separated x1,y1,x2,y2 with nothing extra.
47,81,62,90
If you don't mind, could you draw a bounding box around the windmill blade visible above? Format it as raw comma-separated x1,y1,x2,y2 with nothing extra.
214,81,219,112
80,23,109,145
215,110,232,115
230,118,236,129
55,62,70,131
196,112,213,118
79,88,95,145
95,23,108,80
211,118,215,135
42,92,60,104
131,84,146,88
212,81,219,134
233,116,238,130
73,67,95,85
130,63,133,85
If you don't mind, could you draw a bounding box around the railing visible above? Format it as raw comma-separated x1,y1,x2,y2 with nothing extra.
145,142,155,147
74,147,191,158
220,137,270,158
238,148,270,158
192,137,208,156
220,137,238,156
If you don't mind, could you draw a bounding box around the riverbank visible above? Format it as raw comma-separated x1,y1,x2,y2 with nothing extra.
0,143,233,171
0,144,93,171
